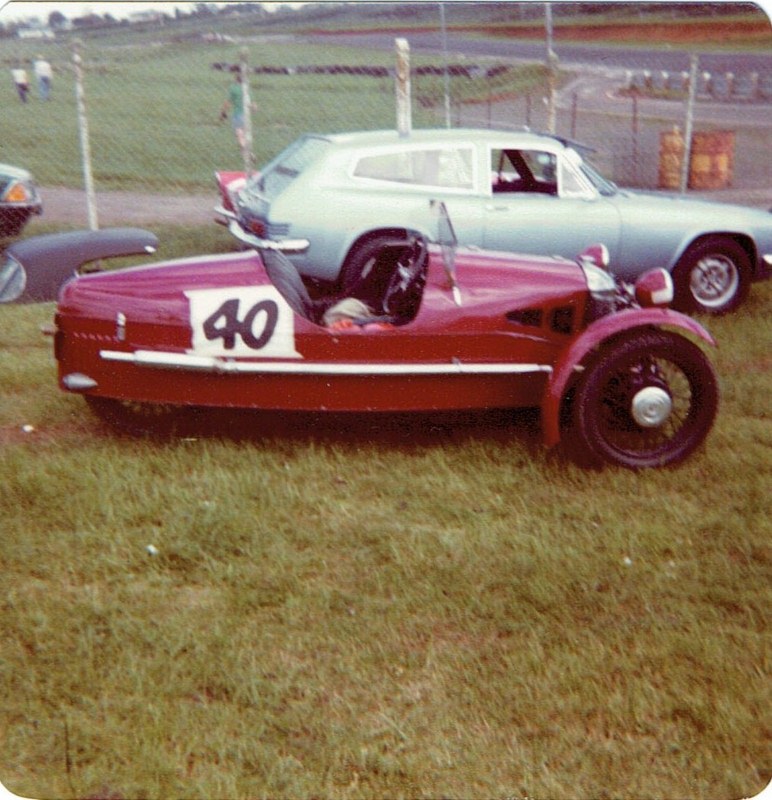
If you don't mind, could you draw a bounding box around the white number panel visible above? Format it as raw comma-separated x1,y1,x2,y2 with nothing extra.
185,286,301,359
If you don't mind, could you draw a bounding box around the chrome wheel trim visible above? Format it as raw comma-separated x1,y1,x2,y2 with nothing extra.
690,254,739,309
631,386,673,428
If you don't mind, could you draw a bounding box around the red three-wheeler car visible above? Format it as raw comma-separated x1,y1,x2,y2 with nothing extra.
52,202,718,469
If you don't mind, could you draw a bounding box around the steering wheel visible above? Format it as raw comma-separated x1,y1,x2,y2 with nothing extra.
381,238,427,318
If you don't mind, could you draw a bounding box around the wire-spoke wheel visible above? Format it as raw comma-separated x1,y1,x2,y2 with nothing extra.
566,331,718,469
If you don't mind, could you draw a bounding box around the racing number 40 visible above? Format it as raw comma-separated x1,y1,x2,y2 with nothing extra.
202,297,279,351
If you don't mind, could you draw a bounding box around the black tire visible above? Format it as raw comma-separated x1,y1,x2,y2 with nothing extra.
0,210,30,239
339,234,407,296
672,237,751,315
565,330,718,469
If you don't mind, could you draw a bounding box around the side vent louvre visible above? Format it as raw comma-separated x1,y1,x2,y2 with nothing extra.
551,306,575,334
506,308,543,328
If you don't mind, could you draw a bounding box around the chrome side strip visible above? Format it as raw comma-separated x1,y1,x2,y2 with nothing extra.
100,349,552,377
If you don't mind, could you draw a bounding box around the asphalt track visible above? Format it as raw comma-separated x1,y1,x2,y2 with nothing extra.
302,30,772,75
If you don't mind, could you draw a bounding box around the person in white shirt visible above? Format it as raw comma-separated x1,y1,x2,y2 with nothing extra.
11,66,29,102
33,56,52,100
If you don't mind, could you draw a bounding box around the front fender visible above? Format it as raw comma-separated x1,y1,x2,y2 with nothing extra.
541,308,716,447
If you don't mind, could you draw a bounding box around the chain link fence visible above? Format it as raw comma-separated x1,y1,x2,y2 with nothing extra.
3,23,771,227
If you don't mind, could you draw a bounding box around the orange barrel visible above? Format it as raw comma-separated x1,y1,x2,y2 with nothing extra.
689,130,735,189
658,126,685,189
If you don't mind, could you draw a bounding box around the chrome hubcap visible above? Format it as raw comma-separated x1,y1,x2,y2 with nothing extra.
690,255,738,308
631,386,673,428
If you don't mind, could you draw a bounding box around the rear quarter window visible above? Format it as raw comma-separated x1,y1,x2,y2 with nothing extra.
260,137,332,199
353,147,473,190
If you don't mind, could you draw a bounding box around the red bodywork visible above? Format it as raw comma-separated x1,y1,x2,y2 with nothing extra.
55,242,714,445
215,171,246,214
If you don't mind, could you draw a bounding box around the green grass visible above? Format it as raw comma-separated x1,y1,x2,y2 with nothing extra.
0,227,769,799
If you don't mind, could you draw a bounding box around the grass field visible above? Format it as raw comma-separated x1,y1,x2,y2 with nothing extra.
1,7,770,798
0,225,770,799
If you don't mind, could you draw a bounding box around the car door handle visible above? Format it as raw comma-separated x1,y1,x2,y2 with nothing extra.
485,204,509,211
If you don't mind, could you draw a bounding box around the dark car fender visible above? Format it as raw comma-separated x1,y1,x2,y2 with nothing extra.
541,308,716,447
1,227,158,304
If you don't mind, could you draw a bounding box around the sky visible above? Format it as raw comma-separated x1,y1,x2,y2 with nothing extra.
1,1,227,23
3,0,771,26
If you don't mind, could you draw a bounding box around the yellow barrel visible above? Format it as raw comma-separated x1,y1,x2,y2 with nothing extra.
689,131,735,189
658,126,685,189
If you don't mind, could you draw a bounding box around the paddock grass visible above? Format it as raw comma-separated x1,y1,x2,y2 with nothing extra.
0,225,769,799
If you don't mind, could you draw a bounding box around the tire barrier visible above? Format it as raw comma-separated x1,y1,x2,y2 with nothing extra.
627,69,771,103
212,62,512,80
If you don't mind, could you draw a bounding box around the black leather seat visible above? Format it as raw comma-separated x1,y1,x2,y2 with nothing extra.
261,249,330,325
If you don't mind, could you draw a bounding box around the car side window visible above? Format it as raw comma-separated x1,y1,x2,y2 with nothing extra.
353,148,473,190
559,153,595,198
491,148,558,195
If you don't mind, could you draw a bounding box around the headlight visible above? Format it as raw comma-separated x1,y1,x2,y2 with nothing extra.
3,181,33,204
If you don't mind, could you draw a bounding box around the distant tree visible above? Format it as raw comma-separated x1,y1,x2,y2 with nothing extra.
48,10,67,29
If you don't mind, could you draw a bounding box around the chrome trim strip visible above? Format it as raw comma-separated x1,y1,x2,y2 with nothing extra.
226,219,310,254
213,204,238,223
100,349,552,377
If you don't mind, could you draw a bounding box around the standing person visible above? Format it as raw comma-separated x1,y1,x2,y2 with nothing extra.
11,65,29,103
33,56,52,100
219,73,248,150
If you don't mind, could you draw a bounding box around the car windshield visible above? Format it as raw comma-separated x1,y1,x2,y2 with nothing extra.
247,136,331,200
433,200,461,303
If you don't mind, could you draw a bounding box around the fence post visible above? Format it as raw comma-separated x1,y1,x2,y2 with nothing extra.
395,38,411,137
679,53,699,194
72,39,98,230
570,91,578,138
631,91,639,185
240,47,255,176
439,2,451,128
544,3,558,134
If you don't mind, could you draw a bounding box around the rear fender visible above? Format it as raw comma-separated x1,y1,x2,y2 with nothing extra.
2,227,158,304
541,308,716,447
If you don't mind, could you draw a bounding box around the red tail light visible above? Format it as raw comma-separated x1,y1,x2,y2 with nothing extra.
248,219,266,237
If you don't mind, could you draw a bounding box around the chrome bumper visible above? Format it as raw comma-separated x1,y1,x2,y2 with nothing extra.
213,206,309,255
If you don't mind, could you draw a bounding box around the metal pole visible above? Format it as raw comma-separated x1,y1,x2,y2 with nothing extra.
72,40,98,230
570,91,577,139
395,38,412,137
240,47,254,176
545,2,554,60
632,92,639,186
545,3,558,134
679,53,699,194
439,2,451,128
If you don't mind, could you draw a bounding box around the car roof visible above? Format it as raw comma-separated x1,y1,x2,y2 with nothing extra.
313,128,570,152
